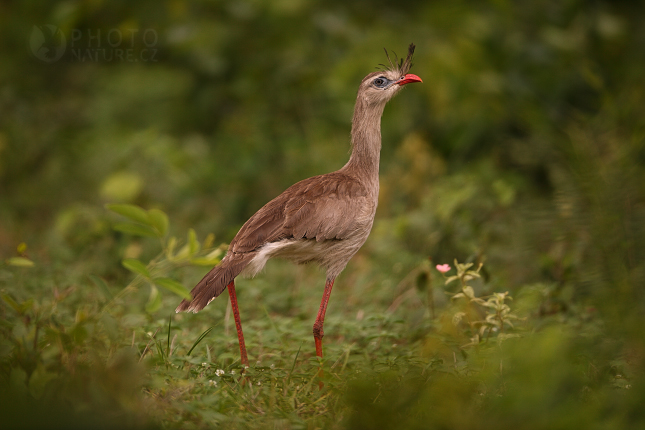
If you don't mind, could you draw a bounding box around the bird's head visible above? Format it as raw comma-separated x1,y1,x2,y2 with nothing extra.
357,43,422,106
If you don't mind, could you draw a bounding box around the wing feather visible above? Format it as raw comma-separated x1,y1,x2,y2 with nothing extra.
229,172,370,253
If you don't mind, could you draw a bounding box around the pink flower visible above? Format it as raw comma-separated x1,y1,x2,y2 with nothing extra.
436,264,451,273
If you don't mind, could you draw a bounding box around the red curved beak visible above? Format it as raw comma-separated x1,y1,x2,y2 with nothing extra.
397,73,423,86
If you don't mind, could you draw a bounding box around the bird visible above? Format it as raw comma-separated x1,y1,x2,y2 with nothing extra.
177,44,422,368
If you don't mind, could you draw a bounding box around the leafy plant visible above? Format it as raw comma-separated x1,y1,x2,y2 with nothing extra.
443,260,523,346
106,203,224,313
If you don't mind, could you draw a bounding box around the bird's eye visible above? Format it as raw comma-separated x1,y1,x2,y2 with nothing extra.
373,77,388,88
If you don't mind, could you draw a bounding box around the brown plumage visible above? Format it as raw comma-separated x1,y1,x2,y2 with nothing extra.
177,44,422,367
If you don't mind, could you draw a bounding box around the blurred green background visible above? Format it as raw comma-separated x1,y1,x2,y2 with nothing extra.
1,0,644,429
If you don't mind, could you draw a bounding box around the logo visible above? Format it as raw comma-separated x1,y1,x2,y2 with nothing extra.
29,25,159,63
30,24,66,63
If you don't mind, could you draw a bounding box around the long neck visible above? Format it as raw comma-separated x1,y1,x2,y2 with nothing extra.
343,96,386,184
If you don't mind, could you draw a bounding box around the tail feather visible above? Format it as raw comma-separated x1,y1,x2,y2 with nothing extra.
176,253,254,313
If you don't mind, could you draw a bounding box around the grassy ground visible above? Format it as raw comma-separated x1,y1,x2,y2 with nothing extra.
1,206,643,429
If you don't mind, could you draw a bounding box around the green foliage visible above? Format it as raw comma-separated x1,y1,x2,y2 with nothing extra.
2,0,645,428
105,205,222,313
444,260,523,345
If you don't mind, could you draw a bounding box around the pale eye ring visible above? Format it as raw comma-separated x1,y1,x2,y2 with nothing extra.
373,77,388,88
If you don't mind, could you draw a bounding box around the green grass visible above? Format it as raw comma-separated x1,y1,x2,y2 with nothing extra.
1,210,643,429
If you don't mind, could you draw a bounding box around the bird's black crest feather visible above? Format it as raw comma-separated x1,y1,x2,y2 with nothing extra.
378,43,415,75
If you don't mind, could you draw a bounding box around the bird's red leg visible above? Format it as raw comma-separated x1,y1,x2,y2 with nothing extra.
227,280,249,367
313,278,335,387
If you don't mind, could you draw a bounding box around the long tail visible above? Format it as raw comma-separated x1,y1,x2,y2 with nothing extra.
175,252,254,313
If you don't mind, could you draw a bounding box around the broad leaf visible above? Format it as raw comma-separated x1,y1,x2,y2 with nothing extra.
190,257,221,266
122,259,151,278
155,277,191,300
106,204,150,225
190,247,223,266
113,222,157,237
148,209,169,236
6,257,35,267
